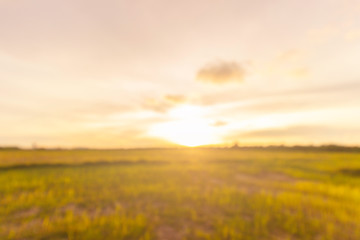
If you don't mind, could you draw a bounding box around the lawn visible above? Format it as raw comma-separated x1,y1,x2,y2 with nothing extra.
1,149,360,240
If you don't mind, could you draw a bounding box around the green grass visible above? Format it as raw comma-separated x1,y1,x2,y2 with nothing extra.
1,149,360,239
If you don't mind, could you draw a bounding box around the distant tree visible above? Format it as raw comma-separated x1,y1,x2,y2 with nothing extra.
231,142,240,149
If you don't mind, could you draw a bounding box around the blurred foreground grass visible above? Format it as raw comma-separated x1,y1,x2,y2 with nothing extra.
1,149,360,239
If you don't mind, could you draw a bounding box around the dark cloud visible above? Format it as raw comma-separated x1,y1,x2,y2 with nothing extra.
196,60,246,84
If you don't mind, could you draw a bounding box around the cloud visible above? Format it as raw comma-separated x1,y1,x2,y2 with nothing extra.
164,94,186,104
196,60,246,84
276,49,304,63
143,94,187,113
212,120,227,127
55,127,178,148
345,29,360,41
241,126,328,138
289,67,308,78
225,125,360,145
264,49,309,79
307,26,339,44
229,100,312,114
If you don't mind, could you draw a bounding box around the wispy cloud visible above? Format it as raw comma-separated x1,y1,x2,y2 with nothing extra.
211,120,227,127
164,95,186,104
225,125,360,145
142,94,187,113
288,67,308,78
264,49,309,80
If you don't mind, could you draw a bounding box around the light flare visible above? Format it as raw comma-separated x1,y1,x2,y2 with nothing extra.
148,105,220,147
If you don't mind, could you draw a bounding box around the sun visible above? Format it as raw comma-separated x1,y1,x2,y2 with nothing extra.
148,105,220,147
149,119,217,147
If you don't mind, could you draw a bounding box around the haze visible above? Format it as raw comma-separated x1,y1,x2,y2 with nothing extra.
1,0,360,148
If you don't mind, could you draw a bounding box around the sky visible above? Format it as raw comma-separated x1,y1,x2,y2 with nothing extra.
1,0,360,148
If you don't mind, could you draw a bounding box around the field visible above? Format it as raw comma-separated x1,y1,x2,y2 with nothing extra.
1,149,360,240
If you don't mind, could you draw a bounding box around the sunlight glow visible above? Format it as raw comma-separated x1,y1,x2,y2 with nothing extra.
148,105,220,147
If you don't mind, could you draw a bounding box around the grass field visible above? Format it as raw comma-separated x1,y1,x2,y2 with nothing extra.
1,149,360,240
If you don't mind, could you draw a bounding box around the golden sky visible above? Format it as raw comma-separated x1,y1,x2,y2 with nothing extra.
1,0,360,148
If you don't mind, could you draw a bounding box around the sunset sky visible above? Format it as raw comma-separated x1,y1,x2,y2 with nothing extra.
1,0,360,148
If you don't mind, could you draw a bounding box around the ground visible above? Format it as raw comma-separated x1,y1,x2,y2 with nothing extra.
1,149,360,240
